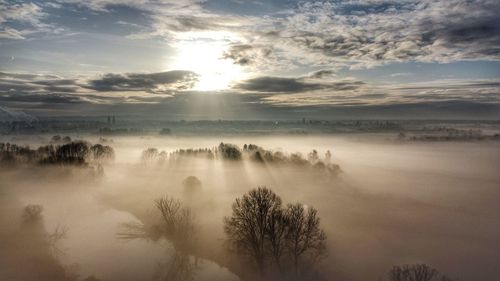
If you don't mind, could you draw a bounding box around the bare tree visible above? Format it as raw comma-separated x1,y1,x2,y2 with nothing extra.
387,264,440,281
285,203,327,279
22,204,44,222
224,187,328,280
410,264,438,281
224,187,282,274
266,207,288,274
155,196,196,252
388,265,411,281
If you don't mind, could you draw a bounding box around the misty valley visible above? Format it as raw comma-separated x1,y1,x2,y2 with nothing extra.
2,0,500,280
0,134,498,281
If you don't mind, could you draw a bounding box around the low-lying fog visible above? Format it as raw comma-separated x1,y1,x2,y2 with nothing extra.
1,135,499,281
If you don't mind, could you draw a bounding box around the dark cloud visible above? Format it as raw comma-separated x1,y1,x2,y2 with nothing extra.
1,70,499,119
308,69,336,79
233,76,364,93
84,71,199,93
0,71,200,109
0,71,199,96
223,44,273,66
0,72,60,80
394,80,500,91
0,72,79,94
234,77,322,93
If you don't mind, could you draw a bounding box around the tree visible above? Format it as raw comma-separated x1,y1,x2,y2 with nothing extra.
218,142,242,160
266,207,288,274
90,144,115,163
22,204,43,222
224,187,282,274
155,196,196,252
307,150,319,163
285,203,326,279
182,176,202,195
142,148,159,163
224,187,327,279
324,150,332,164
386,264,451,281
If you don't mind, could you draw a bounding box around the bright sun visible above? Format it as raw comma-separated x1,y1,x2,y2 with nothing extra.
168,32,246,91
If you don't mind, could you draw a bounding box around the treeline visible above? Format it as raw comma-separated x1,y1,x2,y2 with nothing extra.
141,142,341,175
397,129,500,142
0,141,114,166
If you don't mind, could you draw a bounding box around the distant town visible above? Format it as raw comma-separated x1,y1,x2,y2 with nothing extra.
1,116,499,141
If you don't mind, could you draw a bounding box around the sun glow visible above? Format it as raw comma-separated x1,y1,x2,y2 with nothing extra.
168,32,246,91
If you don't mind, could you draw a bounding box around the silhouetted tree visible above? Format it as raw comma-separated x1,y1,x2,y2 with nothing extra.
224,187,327,279
142,148,159,163
285,203,327,279
118,197,199,281
325,150,332,164
22,204,44,223
90,144,115,163
224,187,282,274
307,150,319,163
182,176,202,198
218,142,242,160
266,207,288,274
386,264,456,281
155,196,196,252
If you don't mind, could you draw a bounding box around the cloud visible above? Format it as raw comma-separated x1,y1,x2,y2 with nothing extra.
233,76,364,93
84,71,199,93
221,0,500,70
3,0,499,73
335,1,496,62
223,44,273,66
308,69,337,79
251,77,500,107
0,106,37,122
1,71,499,119
0,1,52,39
389,72,413,77
0,70,200,109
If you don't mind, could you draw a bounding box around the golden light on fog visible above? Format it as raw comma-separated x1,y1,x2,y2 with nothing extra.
169,31,246,91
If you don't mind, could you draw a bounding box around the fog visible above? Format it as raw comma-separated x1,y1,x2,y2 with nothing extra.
1,135,499,281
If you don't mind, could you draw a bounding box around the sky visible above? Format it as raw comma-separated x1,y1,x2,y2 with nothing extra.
0,0,499,120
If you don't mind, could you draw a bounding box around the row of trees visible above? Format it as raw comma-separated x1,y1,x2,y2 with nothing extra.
0,141,114,166
224,187,327,281
140,143,341,175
